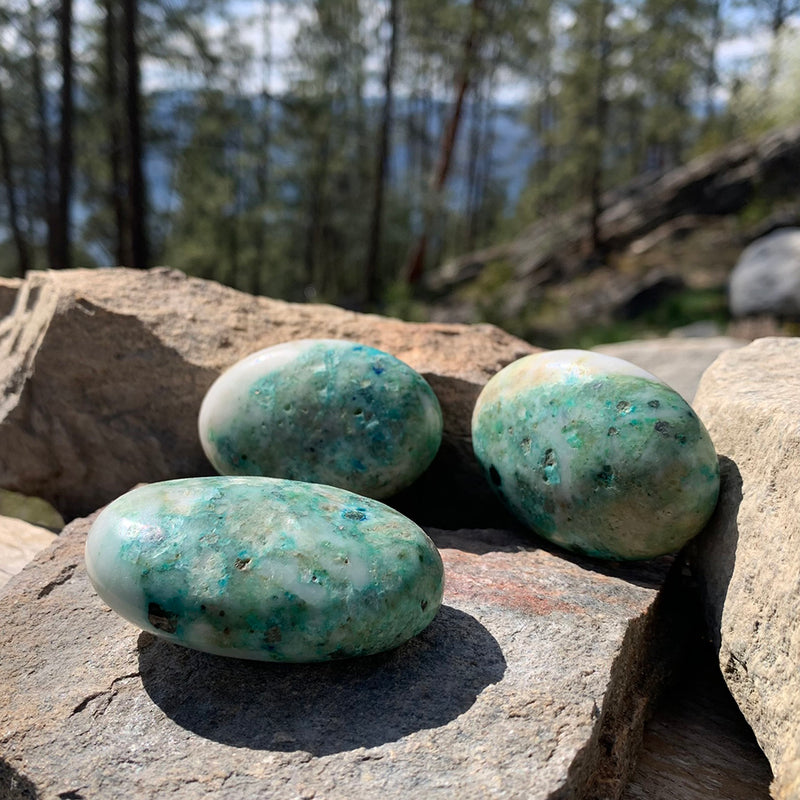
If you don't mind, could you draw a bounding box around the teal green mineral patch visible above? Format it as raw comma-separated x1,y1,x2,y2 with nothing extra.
198,339,443,500
85,477,444,662
471,350,720,560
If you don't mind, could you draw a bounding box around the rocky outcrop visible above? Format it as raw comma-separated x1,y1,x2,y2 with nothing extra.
592,336,746,402
691,337,800,796
729,228,800,317
429,123,800,297
0,516,679,800
0,515,57,591
0,268,535,523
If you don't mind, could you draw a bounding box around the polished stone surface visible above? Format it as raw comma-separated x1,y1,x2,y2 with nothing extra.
85,477,444,662
199,339,443,500
472,350,720,560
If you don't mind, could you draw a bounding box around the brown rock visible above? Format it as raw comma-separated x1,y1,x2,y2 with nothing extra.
592,336,746,402
0,268,535,523
0,515,57,591
0,517,677,800
0,276,21,319
691,337,800,795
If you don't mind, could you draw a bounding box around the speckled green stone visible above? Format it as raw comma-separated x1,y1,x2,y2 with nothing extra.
472,350,720,560
198,339,443,499
85,477,444,662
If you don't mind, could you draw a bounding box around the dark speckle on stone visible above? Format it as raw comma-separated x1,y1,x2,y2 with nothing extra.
607,427,619,436
654,420,671,437
648,399,660,409
372,364,385,375
489,465,502,486
264,625,282,643
597,465,615,487
420,599,428,611
343,509,367,521
147,602,178,634
234,557,251,570
617,400,631,413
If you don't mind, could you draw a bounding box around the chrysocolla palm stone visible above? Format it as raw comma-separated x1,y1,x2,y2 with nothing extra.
198,339,443,499
85,477,444,662
471,350,720,560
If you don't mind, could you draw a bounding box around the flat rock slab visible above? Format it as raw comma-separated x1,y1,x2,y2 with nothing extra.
1,519,673,800
692,337,800,797
0,515,57,591
592,337,745,402
0,269,534,525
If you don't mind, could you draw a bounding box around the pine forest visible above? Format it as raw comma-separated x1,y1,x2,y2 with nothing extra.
1,0,799,341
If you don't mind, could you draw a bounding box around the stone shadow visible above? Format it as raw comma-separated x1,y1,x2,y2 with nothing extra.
686,455,742,651
138,604,505,756
429,525,675,591
0,759,39,800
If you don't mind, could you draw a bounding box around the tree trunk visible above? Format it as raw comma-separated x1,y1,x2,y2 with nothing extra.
587,0,613,256
252,0,273,296
123,0,149,269
304,126,331,293
405,0,484,285
364,0,399,306
703,0,722,121
0,83,30,276
104,0,130,266
27,1,57,268
465,82,484,251
54,0,74,270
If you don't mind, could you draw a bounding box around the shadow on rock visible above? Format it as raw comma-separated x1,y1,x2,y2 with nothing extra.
430,526,675,591
687,455,742,650
138,604,505,755
0,759,39,800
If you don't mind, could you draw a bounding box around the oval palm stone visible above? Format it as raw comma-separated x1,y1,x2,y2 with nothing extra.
472,350,720,560
85,477,444,662
198,339,443,499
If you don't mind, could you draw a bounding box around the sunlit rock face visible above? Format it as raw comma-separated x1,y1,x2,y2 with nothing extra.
472,350,720,560
85,477,444,662
198,339,443,500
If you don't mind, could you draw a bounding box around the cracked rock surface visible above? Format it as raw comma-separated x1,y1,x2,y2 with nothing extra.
1,517,675,800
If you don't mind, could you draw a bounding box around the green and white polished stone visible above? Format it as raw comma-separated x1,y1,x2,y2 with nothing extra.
85,477,444,662
199,339,443,500
472,350,720,560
